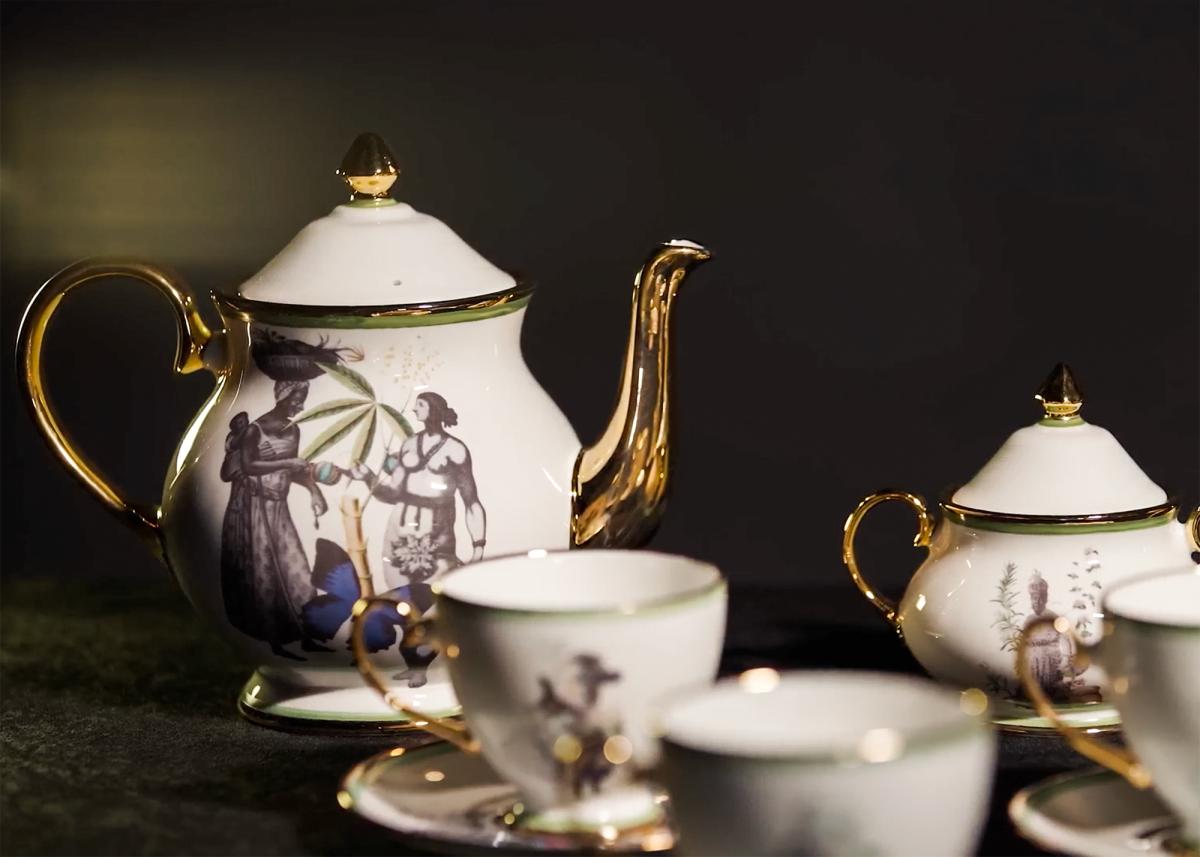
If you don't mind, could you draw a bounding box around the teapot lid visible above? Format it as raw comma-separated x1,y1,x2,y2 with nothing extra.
949,364,1168,515
237,132,516,306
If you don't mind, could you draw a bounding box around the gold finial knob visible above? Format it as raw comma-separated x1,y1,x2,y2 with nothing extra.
1035,362,1083,420
336,132,399,201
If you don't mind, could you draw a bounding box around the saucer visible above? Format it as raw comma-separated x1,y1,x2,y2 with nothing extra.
237,669,461,735
991,698,1121,734
1010,768,1190,857
338,743,675,853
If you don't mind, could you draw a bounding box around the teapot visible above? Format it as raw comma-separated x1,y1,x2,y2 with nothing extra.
16,132,711,733
841,364,1199,733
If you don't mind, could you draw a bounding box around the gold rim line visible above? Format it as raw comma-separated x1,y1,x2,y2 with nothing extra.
1015,616,1151,789
16,258,216,558
1187,507,1200,553
940,496,1178,527
841,491,935,630
349,596,480,753
212,279,535,320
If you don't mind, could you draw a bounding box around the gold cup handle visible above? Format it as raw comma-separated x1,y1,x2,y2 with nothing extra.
16,259,214,558
1017,617,1151,789
350,596,480,753
1186,507,1200,553
841,491,935,630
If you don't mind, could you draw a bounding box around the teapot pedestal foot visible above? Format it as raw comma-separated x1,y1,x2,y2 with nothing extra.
236,669,462,736
991,698,1121,735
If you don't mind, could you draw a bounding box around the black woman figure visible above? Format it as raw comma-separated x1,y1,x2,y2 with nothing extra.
219,380,334,660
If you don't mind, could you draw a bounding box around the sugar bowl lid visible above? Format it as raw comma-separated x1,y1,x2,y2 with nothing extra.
949,364,1168,516
237,132,517,307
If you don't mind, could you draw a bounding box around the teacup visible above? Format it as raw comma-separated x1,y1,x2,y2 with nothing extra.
351,549,727,835
653,670,996,856
1018,566,1200,847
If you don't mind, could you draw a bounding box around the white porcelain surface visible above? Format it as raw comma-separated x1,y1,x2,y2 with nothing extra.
1010,769,1186,857
434,551,727,829
240,203,516,305
1088,568,1200,844
340,742,675,852
952,421,1166,515
238,669,461,726
1105,567,1200,625
897,519,1195,707
656,671,996,856
162,308,580,695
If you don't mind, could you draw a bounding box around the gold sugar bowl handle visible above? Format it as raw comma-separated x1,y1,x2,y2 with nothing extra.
841,491,935,630
16,259,215,558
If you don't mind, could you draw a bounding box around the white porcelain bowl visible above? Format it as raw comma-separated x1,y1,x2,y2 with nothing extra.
655,670,996,856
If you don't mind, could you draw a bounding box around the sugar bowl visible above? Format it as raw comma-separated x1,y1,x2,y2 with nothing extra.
842,364,1199,731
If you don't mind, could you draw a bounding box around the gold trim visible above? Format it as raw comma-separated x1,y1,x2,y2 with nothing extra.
1016,616,1151,788
337,131,400,201
841,491,935,631
1035,362,1083,421
572,240,711,548
941,496,1178,527
212,279,535,320
16,258,215,559
996,720,1122,737
1187,507,1200,553
237,697,440,736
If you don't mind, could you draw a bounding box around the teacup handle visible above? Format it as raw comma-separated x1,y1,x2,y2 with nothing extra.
350,596,480,753
16,259,216,558
1016,617,1151,789
842,491,935,630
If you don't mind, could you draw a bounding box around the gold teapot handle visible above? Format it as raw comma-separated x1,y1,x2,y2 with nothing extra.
1016,617,1151,789
841,491,935,630
16,259,214,558
350,596,480,753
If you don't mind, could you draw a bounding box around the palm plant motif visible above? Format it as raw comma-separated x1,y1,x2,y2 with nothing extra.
1067,548,1102,639
293,362,413,465
991,562,1025,653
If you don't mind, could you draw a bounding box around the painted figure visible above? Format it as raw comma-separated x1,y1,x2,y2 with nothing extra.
354,392,486,573
220,380,333,660
1021,571,1075,701
350,391,486,686
536,654,626,798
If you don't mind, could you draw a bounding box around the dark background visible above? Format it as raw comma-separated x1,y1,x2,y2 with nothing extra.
3,1,1197,593
0,2,1197,854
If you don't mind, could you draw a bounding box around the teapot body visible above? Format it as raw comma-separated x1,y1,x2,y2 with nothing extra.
897,516,1194,704
162,298,580,679
17,229,709,728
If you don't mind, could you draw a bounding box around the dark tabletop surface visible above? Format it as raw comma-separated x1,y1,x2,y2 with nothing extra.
0,575,1096,856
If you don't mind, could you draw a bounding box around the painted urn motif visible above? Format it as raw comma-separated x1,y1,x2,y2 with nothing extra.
17,132,711,731
842,364,1199,732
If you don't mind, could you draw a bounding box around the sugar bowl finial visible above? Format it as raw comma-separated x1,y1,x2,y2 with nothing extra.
336,132,400,202
1035,362,1083,421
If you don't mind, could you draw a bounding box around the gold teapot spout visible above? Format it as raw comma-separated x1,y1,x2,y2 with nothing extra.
572,239,711,548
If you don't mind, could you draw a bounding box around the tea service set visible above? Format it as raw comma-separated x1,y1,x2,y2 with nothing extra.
15,132,1200,856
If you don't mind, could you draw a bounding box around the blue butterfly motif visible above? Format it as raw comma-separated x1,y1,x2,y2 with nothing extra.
302,538,403,652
